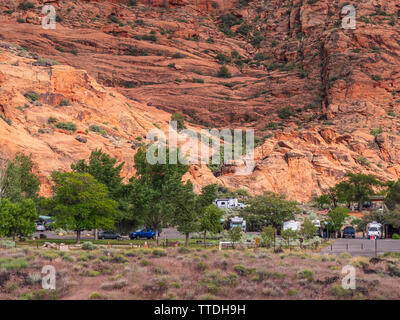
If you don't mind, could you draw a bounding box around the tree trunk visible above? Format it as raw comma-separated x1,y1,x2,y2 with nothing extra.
155,229,159,246
76,229,81,244
163,0,168,8
185,233,189,246
203,231,206,244
94,229,98,241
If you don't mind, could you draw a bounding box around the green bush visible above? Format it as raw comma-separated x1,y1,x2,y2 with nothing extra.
217,66,231,78
0,240,16,249
1,258,29,271
278,107,295,119
297,269,314,282
24,91,39,102
82,242,98,250
55,122,77,132
392,233,400,239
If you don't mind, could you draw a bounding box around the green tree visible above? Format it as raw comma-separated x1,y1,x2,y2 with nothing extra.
260,225,275,247
243,192,299,230
172,182,198,246
228,226,243,246
385,179,400,211
0,153,40,202
71,149,124,199
281,228,298,247
313,194,332,208
326,207,349,237
344,173,381,210
334,182,355,208
50,172,118,243
71,149,128,236
129,147,190,244
199,204,224,243
0,198,37,240
301,217,317,239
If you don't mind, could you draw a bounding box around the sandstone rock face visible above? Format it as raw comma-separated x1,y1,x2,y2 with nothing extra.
0,0,400,202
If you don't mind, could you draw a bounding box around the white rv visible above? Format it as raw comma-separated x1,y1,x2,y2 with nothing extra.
213,198,246,209
367,221,383,239
282,220,301,232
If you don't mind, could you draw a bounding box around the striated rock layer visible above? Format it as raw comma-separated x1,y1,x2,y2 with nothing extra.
0,0,399,202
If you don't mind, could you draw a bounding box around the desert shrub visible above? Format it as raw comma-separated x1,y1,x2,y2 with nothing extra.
1,258,29,271
387,264,400,277
140,259,149,266
55,122,77,132
62,254,75,262
0,240,15,249
111,254,128,263
36,58,59,66
202,271,238,294
18,1,35,10
262,286,283,297
297,269,314,282
152,249,167,257
82,242,98,250
88,270,100,277
24,91,39,102
196,261,207,271
89,292,103,300
58,99,71,107
288,288,299,296
40,250,59,261
101,279,128,290
233,265,252,276
178,247,190,254
217,65,231,78
143,277,169,294
278,107,295,119
125,250,137,257
339,252,352,259
330,284,353,297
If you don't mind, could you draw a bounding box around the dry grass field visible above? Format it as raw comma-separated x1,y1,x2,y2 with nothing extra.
0,244,400,300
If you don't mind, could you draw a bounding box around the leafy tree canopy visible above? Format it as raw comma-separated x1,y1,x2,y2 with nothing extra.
50,171,118,243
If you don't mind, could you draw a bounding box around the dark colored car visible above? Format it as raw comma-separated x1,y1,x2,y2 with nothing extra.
98,230,122,240
129,228,155,240
343,226,356,238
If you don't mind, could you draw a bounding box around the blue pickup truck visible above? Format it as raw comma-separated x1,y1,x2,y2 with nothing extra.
129,228,156,240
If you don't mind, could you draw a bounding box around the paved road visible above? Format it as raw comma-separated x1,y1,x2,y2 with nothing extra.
35,228,261,240
320,239,400,257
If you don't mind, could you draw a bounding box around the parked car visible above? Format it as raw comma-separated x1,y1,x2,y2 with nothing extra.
98,230,122,240
343,226,356,238
129,228,155,240
35,222,45,232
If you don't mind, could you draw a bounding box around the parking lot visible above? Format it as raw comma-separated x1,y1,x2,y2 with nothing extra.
321,238,400,257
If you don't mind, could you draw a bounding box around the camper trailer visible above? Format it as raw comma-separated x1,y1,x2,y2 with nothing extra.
229,216,246,232
282,220,301,232
367,221,383,239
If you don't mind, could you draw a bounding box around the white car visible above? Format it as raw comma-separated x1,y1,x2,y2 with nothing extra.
36,223,45,232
